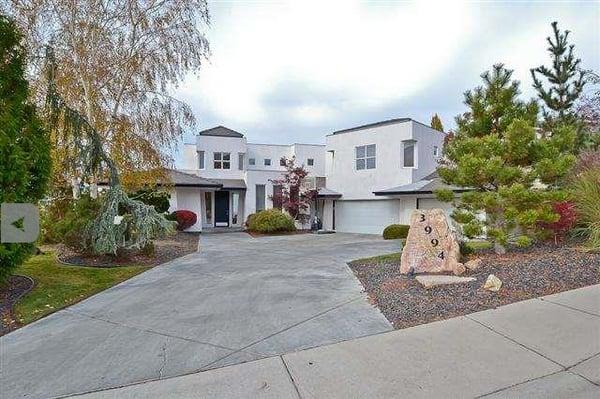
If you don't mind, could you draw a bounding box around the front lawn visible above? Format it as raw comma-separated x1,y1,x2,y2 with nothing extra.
13,252,148,325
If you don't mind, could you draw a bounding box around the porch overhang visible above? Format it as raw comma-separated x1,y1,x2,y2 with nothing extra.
316,187,342,199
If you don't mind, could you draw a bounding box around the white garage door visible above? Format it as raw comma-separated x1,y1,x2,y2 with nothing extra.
335,200,399,234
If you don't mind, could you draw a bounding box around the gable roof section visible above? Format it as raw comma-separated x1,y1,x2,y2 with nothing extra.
198,126,244,138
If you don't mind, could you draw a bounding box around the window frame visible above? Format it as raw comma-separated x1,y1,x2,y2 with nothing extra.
238,153,245,170
433,146,439,157
355,144,376,170
307,158,314,166
403,140,416,168
264,158,272,166
248,158,256,166
213,152,231,169
255,184,266,211
197,150,205,170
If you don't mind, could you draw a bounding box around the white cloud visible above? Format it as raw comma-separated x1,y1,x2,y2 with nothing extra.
179,0,475,125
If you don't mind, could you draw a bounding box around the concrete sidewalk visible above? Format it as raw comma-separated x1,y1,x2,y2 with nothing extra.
73,284,600,399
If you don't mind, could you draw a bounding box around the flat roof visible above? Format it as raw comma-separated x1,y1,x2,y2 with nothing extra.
329,117,444,136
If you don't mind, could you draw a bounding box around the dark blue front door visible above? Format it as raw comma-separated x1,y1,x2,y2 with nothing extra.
215,191,229,227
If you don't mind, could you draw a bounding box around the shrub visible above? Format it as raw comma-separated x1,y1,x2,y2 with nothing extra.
170,210,197,231
247,209,295,233
132,189,171,213
245,211,262,228
382,224,410,240
42,195,101,250
571,169,600,249
539,201,578,243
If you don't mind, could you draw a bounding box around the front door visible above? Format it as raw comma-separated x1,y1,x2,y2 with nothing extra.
215,191,229,227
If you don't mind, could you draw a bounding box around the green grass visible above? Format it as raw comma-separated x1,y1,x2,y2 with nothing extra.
350,252,402,266
13,252,149,325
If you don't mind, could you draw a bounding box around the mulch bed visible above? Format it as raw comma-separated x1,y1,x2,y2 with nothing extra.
349,243,600,330
55,231,200,267
0,275,35,335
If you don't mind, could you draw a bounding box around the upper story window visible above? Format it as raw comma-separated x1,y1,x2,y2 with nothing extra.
198,151,205,169
433,146,439,157
214,152,231,169
356,144,376,170
279,158,286,167
307,158,314,166
238,153,244,170
264,158,271,166
403,140,416,168
249,158,256,166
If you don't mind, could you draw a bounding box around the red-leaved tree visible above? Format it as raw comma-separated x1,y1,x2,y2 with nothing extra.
540,201,577,243
270,157,317,225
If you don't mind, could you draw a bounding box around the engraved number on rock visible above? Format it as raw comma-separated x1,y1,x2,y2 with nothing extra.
431,238,439,247
424,225,432,234
419,214,426,222
437,251,445,260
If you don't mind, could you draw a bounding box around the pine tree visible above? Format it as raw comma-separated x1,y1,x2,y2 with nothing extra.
531,22,585,124
0,15,51,282
430,114,444,132
437,64,576,253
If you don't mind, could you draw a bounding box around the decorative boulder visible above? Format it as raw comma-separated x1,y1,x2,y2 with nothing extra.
400,209,464,275
465,258,483,271
483,274,503,292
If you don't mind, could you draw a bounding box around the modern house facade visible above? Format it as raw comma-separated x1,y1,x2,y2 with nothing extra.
170,118,458,234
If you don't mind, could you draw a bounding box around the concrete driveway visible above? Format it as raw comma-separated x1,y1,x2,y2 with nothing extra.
0,233,399,398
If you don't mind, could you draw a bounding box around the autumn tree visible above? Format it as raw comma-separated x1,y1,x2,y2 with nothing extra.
270,157,317,225
0,15,51,281
3,0,210,191
437,64,576,253
430,113,444,131
531,22,586,127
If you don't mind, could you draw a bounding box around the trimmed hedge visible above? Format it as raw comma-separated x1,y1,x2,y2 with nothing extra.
247,209,296,233
170,210,197,231
382,224,410,240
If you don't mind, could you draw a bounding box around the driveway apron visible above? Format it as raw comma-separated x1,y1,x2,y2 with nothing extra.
0,233,399,399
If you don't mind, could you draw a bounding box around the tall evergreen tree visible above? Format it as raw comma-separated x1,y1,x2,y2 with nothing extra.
531,22,585,124
0,15,51,282
437,64,576,253
430,114,444,131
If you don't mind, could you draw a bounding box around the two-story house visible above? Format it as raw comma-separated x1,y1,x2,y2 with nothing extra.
171,118,462,234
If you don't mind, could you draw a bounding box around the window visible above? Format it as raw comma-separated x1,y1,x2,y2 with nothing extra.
204,192,212,223
238,153,244,170
256,184,266,211
355,144,376,170
433,146,439,157
232,192,239,224
272,185,283,210
197,151,205,169
249,158,256,166
280,158,286,167
264,158,271,166
403,141,416,168
213,152,230,169
307,158,314,166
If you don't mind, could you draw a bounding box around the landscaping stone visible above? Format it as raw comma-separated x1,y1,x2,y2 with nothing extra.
416,275,476,289
400,209,463,275
484,274,503,292
465,258,483,271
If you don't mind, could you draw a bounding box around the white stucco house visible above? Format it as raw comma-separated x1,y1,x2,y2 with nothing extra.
169,118,464,234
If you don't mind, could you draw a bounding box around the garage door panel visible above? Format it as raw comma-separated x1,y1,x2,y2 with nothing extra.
335,200,399,234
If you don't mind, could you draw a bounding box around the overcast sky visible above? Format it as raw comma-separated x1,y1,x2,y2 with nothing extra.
174,0,599,166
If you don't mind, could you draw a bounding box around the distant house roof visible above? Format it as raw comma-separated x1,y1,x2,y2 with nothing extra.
373,171,470,196
208,178,247,190
316,187,342,199
330,117,444,136
198,126,244,138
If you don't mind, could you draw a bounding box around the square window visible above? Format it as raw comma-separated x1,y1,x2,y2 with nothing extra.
264,158,271,166
280,158,286,166
213,152,231,169
249,158,256,166
214,152,222,161
307,158,314,166
355,145,375,171
223,153,230,161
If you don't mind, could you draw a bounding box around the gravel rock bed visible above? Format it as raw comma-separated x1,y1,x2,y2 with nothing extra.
0,275,34,335
56,232,199,267
349,243,600,330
